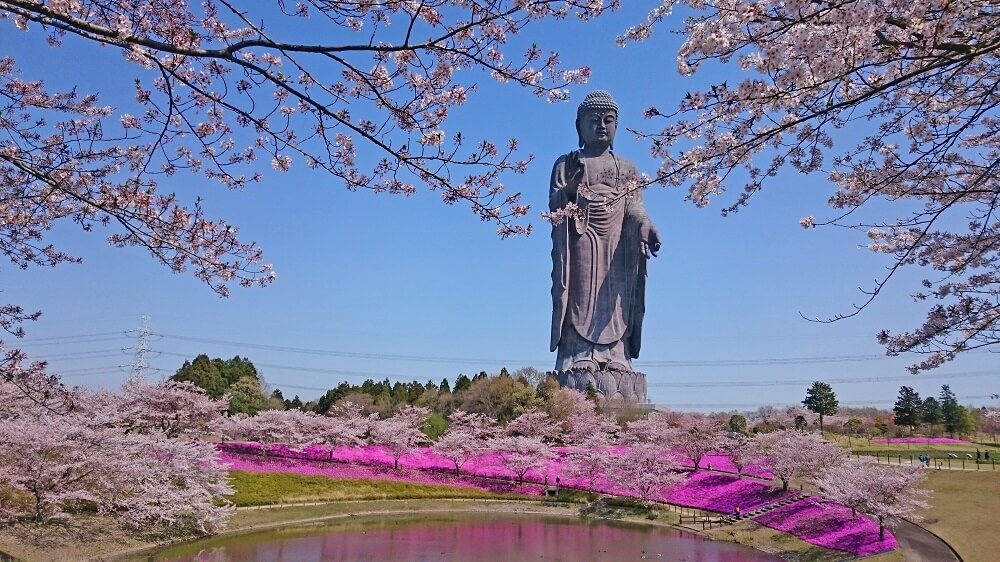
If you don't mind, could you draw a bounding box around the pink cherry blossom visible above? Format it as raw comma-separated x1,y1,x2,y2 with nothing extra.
619,0,1000,370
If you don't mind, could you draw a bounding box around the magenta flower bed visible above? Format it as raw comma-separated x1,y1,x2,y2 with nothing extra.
871,437,968,445
685,453,773,479
755,498,897,556
663,471,795,513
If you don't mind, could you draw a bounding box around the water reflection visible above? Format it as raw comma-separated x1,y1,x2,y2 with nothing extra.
142,513,783,562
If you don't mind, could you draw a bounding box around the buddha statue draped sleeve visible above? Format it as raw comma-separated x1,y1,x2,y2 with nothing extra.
550,151,653,371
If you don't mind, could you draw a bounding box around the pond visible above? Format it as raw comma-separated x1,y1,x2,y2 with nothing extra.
134,512,785,562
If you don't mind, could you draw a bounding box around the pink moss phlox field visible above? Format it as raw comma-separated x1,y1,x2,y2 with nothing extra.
871,437,969,445
684,453,773,479
663,471,796,513
755,498,897,556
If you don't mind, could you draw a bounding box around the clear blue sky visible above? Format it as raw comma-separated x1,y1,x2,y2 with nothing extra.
6,5,996,412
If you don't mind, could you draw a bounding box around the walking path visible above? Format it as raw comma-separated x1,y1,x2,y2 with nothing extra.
893,519,961,562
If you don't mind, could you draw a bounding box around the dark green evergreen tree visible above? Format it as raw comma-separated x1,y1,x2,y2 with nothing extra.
170,354,226,398
893,386,923,432
217,355,259,387
728,414,748,434
802,381,839,432
453,374,472,392
940,385,963,436
921,397,943,427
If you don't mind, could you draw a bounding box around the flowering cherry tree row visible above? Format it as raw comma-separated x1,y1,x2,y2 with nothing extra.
0,375,232,534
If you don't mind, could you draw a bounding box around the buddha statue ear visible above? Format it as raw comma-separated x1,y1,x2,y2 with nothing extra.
576,116,584,148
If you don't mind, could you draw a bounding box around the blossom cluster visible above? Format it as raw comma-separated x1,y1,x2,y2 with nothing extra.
0,376,233,534
616,0,1000,371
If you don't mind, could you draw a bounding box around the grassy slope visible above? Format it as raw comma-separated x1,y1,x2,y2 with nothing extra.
917,470,1000,562
228,471,531,506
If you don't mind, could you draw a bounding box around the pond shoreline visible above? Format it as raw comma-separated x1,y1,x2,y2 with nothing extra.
0,498,806,562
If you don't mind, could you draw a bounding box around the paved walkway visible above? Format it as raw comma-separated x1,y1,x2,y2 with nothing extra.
893,519,960,562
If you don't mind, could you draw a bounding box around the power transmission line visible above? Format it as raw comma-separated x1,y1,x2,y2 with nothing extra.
153,347,995,390
152,331,994,368
656,394,995,410
648,370,997,388
17,335,130,348
17,332,124,343
153,332,543,365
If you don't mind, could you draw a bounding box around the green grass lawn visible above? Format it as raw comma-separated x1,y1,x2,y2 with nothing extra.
826,434,1000,467
227,471,535,507
917,470,1000,562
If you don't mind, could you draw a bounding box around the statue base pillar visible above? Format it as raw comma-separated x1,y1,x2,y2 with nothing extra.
554,368,648,404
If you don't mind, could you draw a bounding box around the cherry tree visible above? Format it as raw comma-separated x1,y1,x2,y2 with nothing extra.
718,432,761,479
0,410,127,523
562,434,615,492
433,409,498,475
621,0,1000,370
213,408,326,444
119,376,228,438
447,409,501,440
815,459,929,540
623,411,681,445
0,341,72,413
487,435,554,485
324,400,380,446
506,409,561,442
605,442,686,504
0,387,233,532
0,0,619,405
556,389,619,444
981,408,1000,443
669,413,725,470
370,405,430,469
756,429,844,491
107,437,234,535
433,430,485,476
212,412,256,442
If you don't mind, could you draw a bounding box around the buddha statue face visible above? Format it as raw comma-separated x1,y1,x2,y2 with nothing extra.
577,109,617,150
